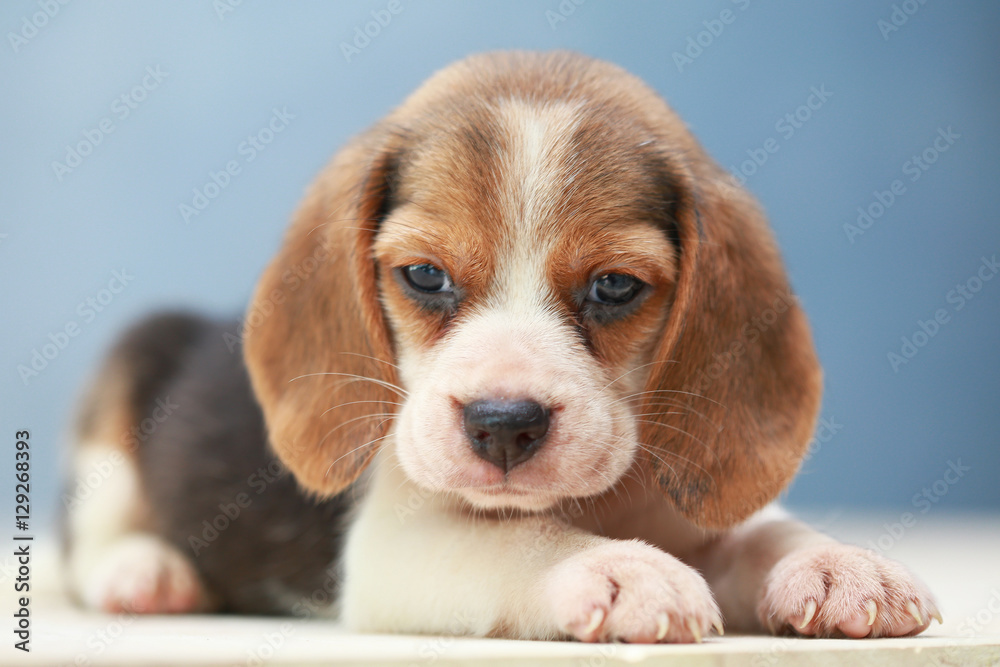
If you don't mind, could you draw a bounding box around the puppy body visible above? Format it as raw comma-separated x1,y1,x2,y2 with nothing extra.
66,314,347,615
66,51,938,642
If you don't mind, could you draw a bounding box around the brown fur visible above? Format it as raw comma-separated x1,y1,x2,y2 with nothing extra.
243,51,822,529
65,51,937,640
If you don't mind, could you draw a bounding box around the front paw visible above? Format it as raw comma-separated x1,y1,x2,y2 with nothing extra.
759,543,940,638
543,540,722,643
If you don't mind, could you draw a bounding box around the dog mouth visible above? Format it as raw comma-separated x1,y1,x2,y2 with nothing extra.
455,482,561,511
475,485,533,496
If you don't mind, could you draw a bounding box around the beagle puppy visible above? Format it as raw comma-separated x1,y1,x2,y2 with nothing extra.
65,51,939,642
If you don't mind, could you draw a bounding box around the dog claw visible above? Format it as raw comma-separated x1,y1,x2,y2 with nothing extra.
713,619,724,636
655,613,669,640
906,601,923,626
797,599,817,629
583,607,605,636
866,600,878,626
687,618,702,643
931,609,944,624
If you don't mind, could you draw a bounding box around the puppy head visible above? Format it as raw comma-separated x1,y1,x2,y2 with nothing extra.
244,51,822,528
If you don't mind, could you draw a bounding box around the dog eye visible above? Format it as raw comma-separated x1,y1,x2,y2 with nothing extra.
401,264,453,294
587,273,644,306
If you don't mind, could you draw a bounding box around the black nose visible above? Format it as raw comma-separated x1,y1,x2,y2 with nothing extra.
463,399,549,472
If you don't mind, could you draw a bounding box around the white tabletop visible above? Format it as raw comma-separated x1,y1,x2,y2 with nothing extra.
15,512,1000,666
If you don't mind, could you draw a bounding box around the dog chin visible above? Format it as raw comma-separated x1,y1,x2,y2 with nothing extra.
454,487,562,512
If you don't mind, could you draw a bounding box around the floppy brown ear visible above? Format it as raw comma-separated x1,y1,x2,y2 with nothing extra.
243,132,402,497
642,163,823,529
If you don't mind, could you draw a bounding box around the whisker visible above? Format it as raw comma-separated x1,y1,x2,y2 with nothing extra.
632,439,715,482
614,387,724,409
632,419,720,464
620,464,651,494
635,445,677,475
616,397,719,428
321,400,405,416
324,412,395,449
597,360,679,394
613,395,699,408
336,351,403,371
631,441,704,479
631,411,688,419
290,371,409,398
323,431,395,480
319,412,397,437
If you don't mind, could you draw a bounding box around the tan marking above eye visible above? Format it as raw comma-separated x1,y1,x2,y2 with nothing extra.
374,208,496,301
547,227,678,310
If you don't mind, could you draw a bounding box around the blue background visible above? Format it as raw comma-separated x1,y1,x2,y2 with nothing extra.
2,1,997,531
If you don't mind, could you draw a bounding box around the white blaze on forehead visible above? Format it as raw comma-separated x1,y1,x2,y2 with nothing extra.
491,100,582,313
